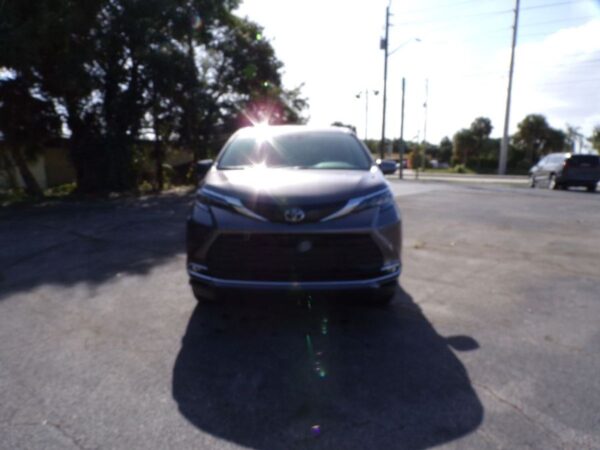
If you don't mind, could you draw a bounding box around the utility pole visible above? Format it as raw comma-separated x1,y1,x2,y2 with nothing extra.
421,78,429,172
356,89,379,141
499,0,520,175
399,77,406,179
365,90,369,141
379,6,390,160
365,89,369,140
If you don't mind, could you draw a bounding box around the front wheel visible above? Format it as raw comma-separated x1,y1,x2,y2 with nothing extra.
191,283,218,303
529,175,536,188
548,174,558,190
371,282,397,306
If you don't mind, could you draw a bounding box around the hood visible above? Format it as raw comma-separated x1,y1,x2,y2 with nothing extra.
203,166,387,205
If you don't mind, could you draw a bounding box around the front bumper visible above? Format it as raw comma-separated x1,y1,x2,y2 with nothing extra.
186,199,402,292
188,267,401,291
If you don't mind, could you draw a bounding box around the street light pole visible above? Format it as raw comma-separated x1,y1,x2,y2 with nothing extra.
356,89,379,141
399,77,406,179
421,78,429,172
379,6,390,160
365,90,369,141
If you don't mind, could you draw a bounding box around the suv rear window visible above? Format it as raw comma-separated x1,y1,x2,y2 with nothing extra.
568,155,599,167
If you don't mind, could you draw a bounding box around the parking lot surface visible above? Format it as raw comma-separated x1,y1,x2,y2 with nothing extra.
1,182,599,449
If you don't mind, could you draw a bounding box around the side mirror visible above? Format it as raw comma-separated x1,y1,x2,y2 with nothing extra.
196,159,214,180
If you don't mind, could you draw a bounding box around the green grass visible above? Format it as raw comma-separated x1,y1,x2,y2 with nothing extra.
422,165,475,174
1,183,78,207
1,181,196,207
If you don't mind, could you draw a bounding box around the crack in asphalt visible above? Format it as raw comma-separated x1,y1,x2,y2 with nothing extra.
0,420,87,450
45,421,88,450
474,382,565,447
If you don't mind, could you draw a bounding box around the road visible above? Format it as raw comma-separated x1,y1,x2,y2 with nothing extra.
394,170,529,186
1,181,599,449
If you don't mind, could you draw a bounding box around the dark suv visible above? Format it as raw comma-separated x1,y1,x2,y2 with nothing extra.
186,126,402,304
529,153,600,192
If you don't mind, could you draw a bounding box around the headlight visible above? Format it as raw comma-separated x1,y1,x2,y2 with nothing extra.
196,187,231,210
354,189,394,212
321,188,395,222
196,187,266,221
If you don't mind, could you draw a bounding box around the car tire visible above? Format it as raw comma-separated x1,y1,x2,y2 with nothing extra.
529,175,536,188
548,174,558,190
587,184,597,193
371,282,397,306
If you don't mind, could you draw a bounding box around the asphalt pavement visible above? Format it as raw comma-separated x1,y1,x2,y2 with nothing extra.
1,181,599,449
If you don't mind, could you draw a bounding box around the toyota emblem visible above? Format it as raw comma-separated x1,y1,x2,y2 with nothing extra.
284,207,305,223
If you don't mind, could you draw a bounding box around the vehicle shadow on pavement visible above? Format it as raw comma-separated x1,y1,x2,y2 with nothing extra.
172,287,483,449
0,192,192,299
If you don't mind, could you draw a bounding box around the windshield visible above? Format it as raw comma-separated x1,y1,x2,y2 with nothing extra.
218,132,372,170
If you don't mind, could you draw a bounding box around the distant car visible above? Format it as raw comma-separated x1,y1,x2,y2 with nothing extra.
187,126,402,305
529,153,600,192
375,158,398,175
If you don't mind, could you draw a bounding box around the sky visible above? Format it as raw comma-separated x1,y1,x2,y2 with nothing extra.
236,0,600,147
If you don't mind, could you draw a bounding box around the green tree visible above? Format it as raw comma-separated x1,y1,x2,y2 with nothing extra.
470,117,492,169
512,114,565,167
0,0,306,194
545,127,567,154
201,16,307,140
565,124,584,153
331,122,357,134
452,129,477,166
439,137,453,164
588,125,600,153
470,117,492,140
0,78,61,196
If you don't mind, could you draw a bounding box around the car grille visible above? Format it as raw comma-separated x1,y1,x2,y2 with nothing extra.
242,200,347,223
207,233,384,281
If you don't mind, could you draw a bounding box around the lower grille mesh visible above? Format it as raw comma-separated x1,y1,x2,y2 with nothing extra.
207,234,383,281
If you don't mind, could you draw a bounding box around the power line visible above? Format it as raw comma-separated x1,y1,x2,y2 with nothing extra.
519,30,562,38
394,0,494,16
395,8,513,26
519,15,597,28
418,58,600,81
521,0,589,12
422,27,512,46
515,49,600,58
536,77,600,85
394,0,590,27
548,57,600,67
428,70,505,79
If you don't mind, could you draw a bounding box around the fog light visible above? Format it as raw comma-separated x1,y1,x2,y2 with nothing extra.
189,263,208,273
381,262,400,273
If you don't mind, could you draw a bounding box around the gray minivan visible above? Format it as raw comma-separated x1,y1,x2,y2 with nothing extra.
529,153,600,192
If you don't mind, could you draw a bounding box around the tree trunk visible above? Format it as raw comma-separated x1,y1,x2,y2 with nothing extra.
1,152,19,189
154,137,164,192
152,88,164,192
9,146,43,197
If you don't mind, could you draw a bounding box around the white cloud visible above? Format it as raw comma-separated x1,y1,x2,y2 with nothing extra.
508,18,600,134
237,1,600,143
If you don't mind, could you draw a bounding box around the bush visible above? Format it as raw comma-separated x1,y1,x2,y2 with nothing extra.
452,164,470,174
45,182,76,197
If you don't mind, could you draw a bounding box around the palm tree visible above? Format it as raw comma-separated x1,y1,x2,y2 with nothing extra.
565,124,584,153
